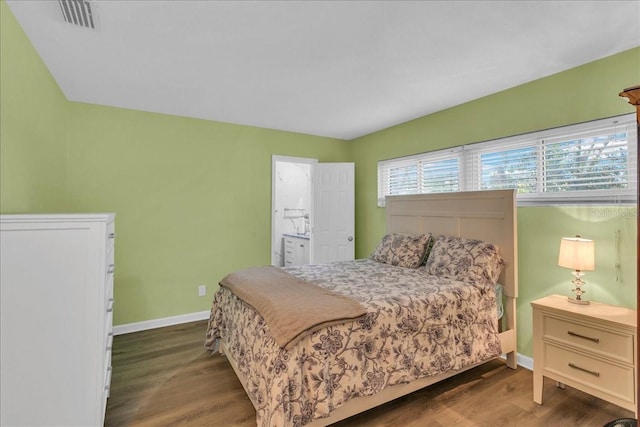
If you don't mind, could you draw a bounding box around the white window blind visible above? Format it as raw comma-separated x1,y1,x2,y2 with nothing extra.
377,114,636,207
378,148,462,206
465,140,540,195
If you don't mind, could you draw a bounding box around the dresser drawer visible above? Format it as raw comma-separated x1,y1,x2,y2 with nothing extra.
106,222,116,257
103,349,112,383
543,314,634,364
284,236,296,265
105,331,113,352
106,296,115,314
104,366,113,398
544,343,635,404
106,271,115,303
101,364,112,426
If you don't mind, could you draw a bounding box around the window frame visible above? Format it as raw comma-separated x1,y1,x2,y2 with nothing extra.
377,114,637,207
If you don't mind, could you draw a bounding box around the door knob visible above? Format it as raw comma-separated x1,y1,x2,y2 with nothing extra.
348,236,354,242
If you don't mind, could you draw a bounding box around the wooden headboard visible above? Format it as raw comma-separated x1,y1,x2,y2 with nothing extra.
385,189,518,298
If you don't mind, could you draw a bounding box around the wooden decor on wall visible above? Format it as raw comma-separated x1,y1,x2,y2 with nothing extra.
620,85,640,120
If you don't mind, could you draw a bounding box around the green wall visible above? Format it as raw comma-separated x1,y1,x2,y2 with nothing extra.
64,104,349,324
0,1,69,212
350,47,640,358
2,1,638,359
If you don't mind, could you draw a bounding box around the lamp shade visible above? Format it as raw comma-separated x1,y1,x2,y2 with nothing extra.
558,237,595,271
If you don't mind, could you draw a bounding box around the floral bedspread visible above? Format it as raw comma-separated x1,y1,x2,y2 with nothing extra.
204,259,501,426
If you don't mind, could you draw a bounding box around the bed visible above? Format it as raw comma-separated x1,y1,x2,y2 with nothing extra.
205,189,518,426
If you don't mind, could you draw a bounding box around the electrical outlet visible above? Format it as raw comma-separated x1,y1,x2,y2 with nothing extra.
198,285,206,297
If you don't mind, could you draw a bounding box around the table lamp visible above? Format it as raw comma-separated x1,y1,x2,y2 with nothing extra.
558,235,595,305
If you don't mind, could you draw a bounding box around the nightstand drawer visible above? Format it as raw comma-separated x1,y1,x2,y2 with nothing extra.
543,314,634,364
544,343,634,404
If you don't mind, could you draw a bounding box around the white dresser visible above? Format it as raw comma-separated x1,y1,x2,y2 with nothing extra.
0,213,116,427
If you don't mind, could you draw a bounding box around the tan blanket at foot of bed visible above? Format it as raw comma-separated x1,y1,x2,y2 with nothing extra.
219,266,367,350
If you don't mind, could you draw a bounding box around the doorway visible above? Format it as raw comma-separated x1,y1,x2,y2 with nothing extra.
271,156,317,266
271,156,356,267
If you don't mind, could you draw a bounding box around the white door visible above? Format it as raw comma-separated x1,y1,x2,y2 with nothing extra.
311,163,355,264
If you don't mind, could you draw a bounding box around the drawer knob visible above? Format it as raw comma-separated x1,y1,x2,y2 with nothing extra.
567,330,599,343
109,233,116,239
568,362,600,377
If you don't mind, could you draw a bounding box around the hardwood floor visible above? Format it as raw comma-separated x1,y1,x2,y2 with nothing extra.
105,320,634,427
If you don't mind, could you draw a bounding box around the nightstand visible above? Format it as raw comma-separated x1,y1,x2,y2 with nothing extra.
532,294,637,417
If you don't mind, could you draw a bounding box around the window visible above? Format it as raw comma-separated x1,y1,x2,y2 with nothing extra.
379,148,462,201
378,114,636,206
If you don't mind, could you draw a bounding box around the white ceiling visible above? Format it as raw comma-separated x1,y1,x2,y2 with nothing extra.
6,1,640,140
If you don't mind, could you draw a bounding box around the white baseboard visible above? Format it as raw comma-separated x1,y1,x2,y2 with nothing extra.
517,353,533,371
501,352,533,371
113,310,210,335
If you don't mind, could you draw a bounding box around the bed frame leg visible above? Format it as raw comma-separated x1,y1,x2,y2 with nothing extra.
505,351,517,369
503,296,517,369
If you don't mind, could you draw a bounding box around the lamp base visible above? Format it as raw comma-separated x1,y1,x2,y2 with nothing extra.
568,272,589,305
568,297,590,305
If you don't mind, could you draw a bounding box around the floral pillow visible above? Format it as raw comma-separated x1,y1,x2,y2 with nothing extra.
424,235,505,285
369,233,432,269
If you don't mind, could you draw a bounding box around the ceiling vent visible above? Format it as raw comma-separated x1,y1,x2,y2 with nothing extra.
58,0,96,29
